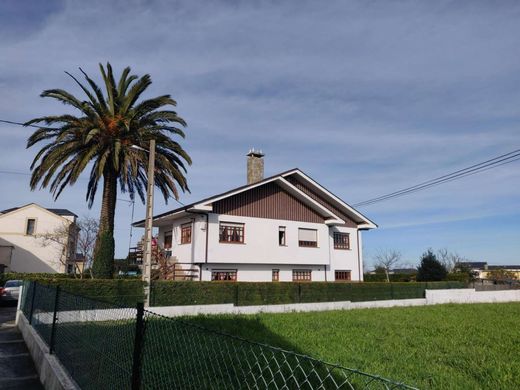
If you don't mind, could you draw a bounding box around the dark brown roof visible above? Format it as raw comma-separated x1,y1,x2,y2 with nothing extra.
0,205,77,218
132,168,376,228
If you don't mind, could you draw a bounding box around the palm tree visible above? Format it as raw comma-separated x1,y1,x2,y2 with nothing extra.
26,63,191,278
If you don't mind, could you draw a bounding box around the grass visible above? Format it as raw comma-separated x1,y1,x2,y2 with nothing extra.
187,303,520,390
30,302,520,389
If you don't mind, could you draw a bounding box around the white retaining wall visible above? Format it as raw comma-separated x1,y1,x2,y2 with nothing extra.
19,289,520,324
425,288,520,305
148,288,520,317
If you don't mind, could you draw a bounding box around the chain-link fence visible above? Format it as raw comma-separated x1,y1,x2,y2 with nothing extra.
21,281,418,390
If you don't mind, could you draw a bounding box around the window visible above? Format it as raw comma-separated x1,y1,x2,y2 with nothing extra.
272,269,279,282
278,226,286,246
335,270,351,281
181,224,192,244
164,231,173,249
298,228,317,247
219,222,244,243
293,269,312,281
211,270,237,281
333,232,350,250
26,219,36,235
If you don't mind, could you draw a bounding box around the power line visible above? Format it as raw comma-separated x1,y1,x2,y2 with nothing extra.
353,149,520,207
0,118,59,130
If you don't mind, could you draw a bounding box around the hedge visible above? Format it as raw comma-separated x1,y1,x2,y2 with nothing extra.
363,273,417,282
19,278,145,307
150,281,466,307
0,272,73,286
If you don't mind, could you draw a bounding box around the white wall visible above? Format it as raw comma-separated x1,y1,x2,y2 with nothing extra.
0,205,76,273
199,263,327,282
207,214,330,265
327,226,362,282
157,213,366,282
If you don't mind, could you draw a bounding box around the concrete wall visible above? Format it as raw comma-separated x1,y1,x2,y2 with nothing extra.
149,288,520,317
0,205,77,273
425,288,520,304
17,313,79,390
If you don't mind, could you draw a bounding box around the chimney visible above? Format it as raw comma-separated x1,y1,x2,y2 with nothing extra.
246,148,265,184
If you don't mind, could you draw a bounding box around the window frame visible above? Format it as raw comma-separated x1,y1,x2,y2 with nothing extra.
298,228,318,248
292,269,312,282
164,230,173,249
335,270,352,281
219,222,245,244
278,226,286,246
333,232,350,250
25,218,36,236
180,223,192,245
272,269,280,282
211,269,238,282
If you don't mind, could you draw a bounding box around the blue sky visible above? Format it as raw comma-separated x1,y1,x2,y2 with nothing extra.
0,0,519,266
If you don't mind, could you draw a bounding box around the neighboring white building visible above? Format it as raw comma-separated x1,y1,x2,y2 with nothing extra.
0,203,78,273
133,151,377,282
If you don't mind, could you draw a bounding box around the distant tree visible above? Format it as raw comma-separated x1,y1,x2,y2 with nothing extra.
76,217,99,277
417,249,447,281
374,249,402,283
437,248,468,272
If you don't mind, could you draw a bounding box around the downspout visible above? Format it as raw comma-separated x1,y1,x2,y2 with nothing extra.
357,230,362,282
186,210,209,281
326,228,331,282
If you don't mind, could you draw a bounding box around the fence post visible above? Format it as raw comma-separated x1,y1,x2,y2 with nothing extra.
390,283,394,299
131,302,145,390
28,281,37,325
297,283,301,303
49,286,60,354
234,284,239,306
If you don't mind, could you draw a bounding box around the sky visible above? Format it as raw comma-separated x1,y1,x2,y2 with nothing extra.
0,0,519,266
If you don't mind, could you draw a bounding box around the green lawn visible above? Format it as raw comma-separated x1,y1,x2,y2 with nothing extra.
187,303,520,390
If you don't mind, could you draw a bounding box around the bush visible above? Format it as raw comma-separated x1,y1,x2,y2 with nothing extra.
417,250,448,281
27,279,145,306
92,230,115,279
150,281,465,307
0,272,73,286
446,272,471,283
363,273,417,282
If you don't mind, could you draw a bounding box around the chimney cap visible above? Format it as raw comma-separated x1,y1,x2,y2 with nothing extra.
246,148,265,158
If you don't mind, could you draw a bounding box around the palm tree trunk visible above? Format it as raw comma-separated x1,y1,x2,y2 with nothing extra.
92,167,117,278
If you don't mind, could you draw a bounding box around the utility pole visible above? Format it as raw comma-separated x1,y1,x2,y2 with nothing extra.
143,139,156,306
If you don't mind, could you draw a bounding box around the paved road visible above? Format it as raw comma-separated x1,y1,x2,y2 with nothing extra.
0,303,43,390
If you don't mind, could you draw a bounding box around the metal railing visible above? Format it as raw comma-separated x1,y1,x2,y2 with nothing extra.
21,281,418,390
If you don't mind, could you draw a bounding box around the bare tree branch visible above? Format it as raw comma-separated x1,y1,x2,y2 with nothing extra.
374,249,402,282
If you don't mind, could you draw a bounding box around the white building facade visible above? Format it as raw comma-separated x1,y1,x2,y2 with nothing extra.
0,203,78,273
134,152,376,282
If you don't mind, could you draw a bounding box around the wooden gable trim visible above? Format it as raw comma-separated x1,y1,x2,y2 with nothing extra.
285,175,359,228
212,182,325,223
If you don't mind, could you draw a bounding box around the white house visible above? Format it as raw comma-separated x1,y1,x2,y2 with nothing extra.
0,203,78,274
133,151,377,282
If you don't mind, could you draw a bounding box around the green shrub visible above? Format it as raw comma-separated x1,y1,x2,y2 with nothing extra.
150,281,465,307
92,230,115,279
151,281,237,306
0,272,73,286
363,273,416,282
29,279,145,306
417,250,448,281
446,272,471,283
